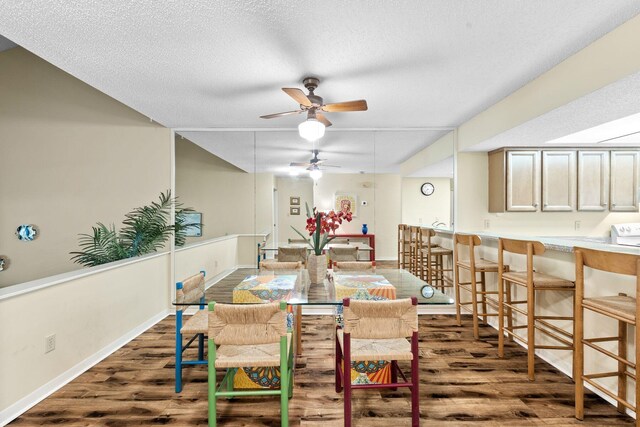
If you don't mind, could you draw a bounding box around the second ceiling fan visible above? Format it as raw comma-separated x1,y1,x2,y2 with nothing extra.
260,77,368,128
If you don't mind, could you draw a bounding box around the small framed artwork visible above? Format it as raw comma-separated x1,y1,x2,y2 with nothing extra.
290,196,300,206
290,206,300,215
182,212,203,237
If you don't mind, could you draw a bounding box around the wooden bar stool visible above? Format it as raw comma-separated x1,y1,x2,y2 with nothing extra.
408,226,421,276
419,227,453,292
397,224,411,269
574,247,640,423
497,238,575,381
454,233,505,339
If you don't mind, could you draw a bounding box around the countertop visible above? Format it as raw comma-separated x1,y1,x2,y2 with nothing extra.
430,228,640,255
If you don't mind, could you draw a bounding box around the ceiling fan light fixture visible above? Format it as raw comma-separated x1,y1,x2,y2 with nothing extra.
298,118,325,142
309,168,323,180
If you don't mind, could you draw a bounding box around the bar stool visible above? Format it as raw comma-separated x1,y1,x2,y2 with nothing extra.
397,224,410,269
497,238,575,381
454,233,506,339
407,226,421,276
419,227,453,291
574,247,640,422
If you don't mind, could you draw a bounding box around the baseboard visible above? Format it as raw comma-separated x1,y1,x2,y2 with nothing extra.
0,309,170,426
480,318,635,419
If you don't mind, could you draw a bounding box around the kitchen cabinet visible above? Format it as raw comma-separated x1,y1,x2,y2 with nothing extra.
610,151,639,212
577,150,609,211
542,151,576,211
489,149,540,212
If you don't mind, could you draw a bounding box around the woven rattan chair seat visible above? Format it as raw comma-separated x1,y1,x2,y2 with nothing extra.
333,261,374,272
502,271,574,288
457,259,500,272
583,295,636,323
180,310,208,334
337,329,413,361
420,247,452,255
215,333,292,368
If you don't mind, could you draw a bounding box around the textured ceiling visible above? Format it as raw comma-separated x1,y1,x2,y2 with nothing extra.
469,71,640,151
1,1,639,172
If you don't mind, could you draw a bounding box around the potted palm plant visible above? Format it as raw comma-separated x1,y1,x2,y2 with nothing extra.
292,203,352,283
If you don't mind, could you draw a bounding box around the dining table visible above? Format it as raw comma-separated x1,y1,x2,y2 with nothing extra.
174,268,453,352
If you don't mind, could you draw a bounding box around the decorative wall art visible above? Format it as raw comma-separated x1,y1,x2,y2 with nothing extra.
0,256,9,271
334,193,357,217
290,206,300,215
181,212,203,237
16,224,38,241
290,196,300,205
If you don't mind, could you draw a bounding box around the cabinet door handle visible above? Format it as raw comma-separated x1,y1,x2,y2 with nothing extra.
602,203,608,207
612,203,616,207
534,203,539,208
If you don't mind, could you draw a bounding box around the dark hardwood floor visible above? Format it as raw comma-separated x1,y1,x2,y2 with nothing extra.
10,310,634,425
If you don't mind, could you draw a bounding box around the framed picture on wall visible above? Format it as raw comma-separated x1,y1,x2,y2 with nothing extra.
182,212,203,237
290,206,300,215
290,196,300,205
334,193,357,217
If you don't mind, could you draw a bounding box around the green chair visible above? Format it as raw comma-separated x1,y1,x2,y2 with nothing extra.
208,300,293,427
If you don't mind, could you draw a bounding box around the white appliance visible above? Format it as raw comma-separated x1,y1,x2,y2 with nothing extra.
611,223,640,247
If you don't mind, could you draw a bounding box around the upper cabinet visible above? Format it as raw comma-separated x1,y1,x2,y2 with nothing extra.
577,151,609,211
489,148,639,213
542,151,576,211
488,149,540,212
610,151,639,212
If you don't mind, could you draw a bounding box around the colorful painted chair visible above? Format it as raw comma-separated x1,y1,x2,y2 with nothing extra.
278,247,308,267
333,261,375,273
329,246,359,268
175,270,206,393
335,298,420,427
208,301,293,427
260,260,303,271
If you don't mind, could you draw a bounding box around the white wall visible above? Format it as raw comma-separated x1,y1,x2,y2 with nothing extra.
401,177,452,228
0,253,171,419
275,176,314,244
312,173,401,260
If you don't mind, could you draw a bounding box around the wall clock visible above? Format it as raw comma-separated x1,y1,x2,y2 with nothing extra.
420,182,435,196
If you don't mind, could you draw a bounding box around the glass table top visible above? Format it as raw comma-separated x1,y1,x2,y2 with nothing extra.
173,268,454,306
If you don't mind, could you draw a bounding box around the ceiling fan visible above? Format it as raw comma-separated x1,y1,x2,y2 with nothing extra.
260,77,368,130
290,149,340,171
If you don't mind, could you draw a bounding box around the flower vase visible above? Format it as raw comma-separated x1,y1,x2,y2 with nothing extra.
307,253,327,284
362,224,368,235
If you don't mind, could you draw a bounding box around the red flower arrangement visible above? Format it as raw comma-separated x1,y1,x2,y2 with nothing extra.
292,203,353,255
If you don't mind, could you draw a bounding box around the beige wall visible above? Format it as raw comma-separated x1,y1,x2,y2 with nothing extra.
0,48,171,288
313,173,401,260
275,176,314,244
175,138,274,242
401,177,452,228
0,253,171,415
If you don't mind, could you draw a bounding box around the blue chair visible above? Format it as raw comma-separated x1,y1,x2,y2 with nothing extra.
175,270,206,392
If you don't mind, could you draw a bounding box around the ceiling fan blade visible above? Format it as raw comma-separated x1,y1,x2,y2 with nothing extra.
290,162,311,167
282,88,312,107
322,99,368,112
316,113,333,127
320,164,341,168
260,110,304,119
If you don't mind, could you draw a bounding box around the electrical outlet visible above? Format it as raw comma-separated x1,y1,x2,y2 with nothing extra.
484,219,490,229
214,260,218,268
45,334,56,353
418,218,422,224
575,220,581,231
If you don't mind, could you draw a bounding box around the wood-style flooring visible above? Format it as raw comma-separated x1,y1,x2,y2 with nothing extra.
10,294,634,425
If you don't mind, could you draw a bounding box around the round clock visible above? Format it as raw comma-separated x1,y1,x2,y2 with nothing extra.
420,285,435,299
420,182,435,196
